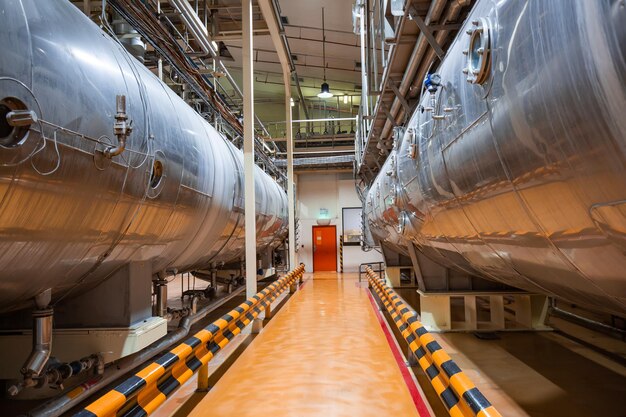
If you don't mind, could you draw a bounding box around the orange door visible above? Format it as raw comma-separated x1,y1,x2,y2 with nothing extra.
312,225,337,272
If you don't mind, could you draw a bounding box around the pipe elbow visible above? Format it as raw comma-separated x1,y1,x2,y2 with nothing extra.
21,346,51,377
104,138,126,158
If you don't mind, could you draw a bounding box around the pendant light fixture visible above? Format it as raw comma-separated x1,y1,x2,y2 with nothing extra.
317,7,333,99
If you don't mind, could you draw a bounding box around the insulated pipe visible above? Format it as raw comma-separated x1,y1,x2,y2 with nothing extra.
0,1,289,313
364,0,626,315
112,11,145,63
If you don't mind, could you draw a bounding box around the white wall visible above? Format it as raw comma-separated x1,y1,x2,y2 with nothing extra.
296,172,383,272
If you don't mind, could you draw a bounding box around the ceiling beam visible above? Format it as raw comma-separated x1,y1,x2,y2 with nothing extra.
213,30,270,40
287,36,360,49
217,20,268,32
257,0,309,119
226,44,361,63
252,59,361,73
284,23,357,36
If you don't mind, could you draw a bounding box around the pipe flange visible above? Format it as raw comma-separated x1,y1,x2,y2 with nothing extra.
147,150,167,198
463,18,492,85
93,135,114,171
0,78,43,166
32,308,54,318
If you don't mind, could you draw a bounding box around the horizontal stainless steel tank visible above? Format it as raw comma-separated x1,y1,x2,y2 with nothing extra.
0,0,287,313
365,0,626,315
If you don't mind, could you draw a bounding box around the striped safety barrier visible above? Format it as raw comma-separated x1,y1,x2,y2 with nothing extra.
75,265,306,417
365,267,502,417
339,236,344,273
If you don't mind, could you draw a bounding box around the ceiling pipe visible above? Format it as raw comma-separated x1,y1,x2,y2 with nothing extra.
378,0,469,142
167,0,272,138
267,0,310,120
257,0,300,268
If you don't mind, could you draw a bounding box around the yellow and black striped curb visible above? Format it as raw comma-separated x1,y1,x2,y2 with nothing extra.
366,267,502,417
75,265,306,417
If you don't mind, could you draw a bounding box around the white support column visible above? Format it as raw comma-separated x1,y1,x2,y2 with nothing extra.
256,0,297,269
242,0,256,298
286,76,296,270
359,2,368,121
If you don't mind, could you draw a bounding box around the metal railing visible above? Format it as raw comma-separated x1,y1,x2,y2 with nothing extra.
365,267,502,417
265,119,357,142
75,265,305,417
359,262,383,282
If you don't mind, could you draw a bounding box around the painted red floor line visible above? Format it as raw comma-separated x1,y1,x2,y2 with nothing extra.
366,290,433,417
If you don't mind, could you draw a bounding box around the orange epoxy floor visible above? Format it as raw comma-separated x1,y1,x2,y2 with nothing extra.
187,272,423,417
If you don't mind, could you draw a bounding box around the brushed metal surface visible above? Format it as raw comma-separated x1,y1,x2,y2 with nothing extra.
364,0,626,315
0,0,287,313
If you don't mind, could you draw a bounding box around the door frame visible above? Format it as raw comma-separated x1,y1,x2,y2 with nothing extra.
312,225,337,272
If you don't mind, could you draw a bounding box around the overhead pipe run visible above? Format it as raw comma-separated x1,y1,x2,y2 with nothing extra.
354,0,451,169
379,0,468,143
112,11,146,63
269,0,309,120
108,0,283,170
257,0,298,269
166,0,272,140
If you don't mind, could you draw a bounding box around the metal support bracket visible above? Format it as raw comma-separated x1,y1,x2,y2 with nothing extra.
389,82,411,117
380,103,398,127
406,346,419,367
408,7,445,60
